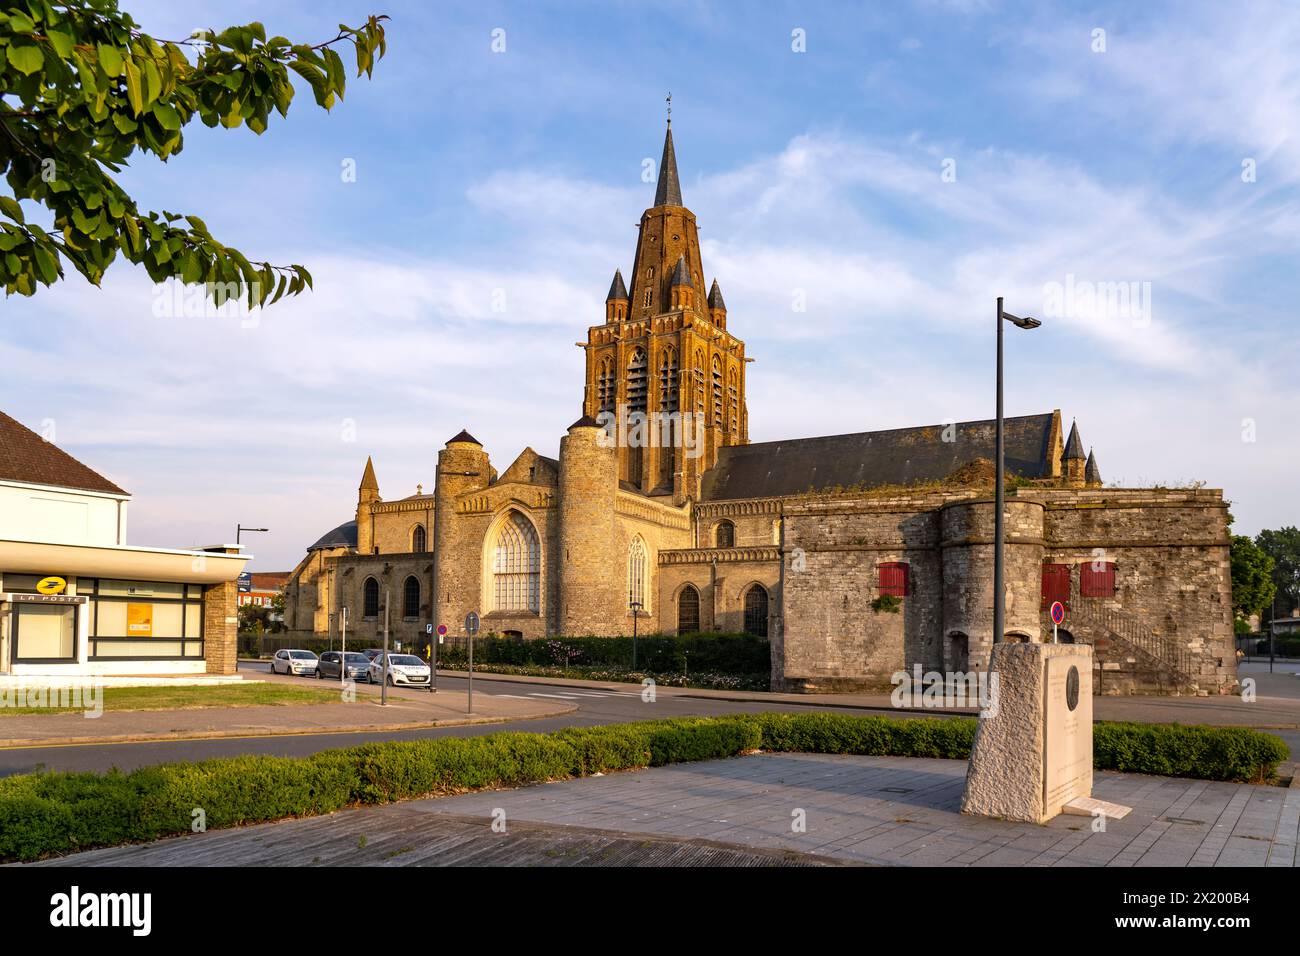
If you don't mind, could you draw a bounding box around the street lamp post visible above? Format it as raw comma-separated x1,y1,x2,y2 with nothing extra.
630,596,644,670
993,297,1041,652
236,524,268,546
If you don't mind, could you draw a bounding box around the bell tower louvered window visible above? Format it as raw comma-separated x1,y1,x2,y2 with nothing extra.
597,357,615,413
712,356,723,425
658,349,679,412
626,348,648,414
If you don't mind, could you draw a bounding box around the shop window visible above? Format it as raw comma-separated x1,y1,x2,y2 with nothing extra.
11,602,77,661
82,578,204,660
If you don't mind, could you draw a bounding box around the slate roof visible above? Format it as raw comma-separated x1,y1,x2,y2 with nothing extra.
707,278,725,310
0,410,128,495
606,269,628,301
446,429,481,445
307,520,358,551
700,413,1058,501
670,254,692,287
1085,449,1101,485
1064,420,1085,459
654,126,682,207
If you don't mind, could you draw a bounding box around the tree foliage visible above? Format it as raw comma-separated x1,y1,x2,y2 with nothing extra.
1230,534,1276,624
1256,526,1300,616
0,0,387,306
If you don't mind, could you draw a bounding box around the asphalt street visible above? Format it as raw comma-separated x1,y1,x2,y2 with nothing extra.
0,662,906,777
4,661,1297,777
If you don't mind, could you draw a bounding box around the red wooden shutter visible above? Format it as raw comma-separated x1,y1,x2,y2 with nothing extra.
878,562,909,597
1041,563,1071,608
1080,561,1117,597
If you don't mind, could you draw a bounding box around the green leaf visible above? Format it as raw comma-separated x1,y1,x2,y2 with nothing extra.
123,216,141,254
323,48,346,98
112,112,138,134
0,197,25,224
6,40,45,76
6,11,35,33
152,101,181,130
32,244,58,284
142,56,162,106
97,43,124,77
124,60,143,115
46,26,75,58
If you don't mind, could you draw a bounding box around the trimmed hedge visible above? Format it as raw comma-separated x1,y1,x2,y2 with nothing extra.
436,632,770,674
0,713,1287,862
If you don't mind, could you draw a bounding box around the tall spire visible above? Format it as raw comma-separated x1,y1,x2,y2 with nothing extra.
654,122,682,207
1064,420,1085,460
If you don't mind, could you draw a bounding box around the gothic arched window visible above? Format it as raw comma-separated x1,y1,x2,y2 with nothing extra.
402,575,420,619
597,356,616,413
678,584,700,635
658,348,679,412
411,525,427,553
715,520,735,549
626,348,647,413
628,536,649,613
712,355,723,425
743,585,769,637
363,577,379,619
491,511,540,612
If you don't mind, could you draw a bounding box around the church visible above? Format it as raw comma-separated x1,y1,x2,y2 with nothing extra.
283,122,1238,697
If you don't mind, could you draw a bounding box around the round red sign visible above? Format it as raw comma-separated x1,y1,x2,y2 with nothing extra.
1050,601,1066,626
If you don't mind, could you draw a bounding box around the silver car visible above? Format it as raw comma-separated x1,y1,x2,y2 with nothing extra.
316,651,371,681
367,652,432,686
270,649,320,676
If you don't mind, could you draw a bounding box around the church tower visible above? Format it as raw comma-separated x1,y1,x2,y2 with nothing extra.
580,117,750,504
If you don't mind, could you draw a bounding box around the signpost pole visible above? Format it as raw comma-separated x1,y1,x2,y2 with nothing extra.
340,606,348,690
464,612,479,715
381,593,389,706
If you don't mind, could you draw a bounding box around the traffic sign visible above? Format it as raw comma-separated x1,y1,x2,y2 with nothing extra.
1050,601,1066,626
465,611,480,636
426,623,434,635
437,624,448,637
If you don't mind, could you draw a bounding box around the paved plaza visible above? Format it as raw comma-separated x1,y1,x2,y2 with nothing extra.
34,752,1300,867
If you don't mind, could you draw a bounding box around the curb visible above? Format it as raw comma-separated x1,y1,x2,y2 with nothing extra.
0,703,578,749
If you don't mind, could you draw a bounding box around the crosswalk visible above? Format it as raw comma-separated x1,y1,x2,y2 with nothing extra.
490,690,643,701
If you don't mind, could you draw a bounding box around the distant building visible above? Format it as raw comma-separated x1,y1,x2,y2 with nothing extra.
282,122,1237,696
238,572,289,619
0,411,248,677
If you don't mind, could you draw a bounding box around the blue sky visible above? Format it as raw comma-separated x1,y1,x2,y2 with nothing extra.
6,0,1299,570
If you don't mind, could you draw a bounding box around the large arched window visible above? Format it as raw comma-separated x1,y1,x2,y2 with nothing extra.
597,356,616,413
402,575,420,619
711,355,724,425
491,511,540,612
411,525,427,553
628,536,649,613
715,520,735,549
363,577,379,619
677,585,700,635
743,585,769,637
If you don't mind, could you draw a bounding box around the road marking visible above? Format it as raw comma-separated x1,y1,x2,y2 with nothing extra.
491,694,534,700
528,693,583,699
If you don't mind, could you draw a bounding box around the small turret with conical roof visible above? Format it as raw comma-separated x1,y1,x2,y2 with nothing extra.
1085,448,1102,488
1063,420,1087,486
605,269,628,323
669,254,695,310
356,456,381,553
707,278,726,329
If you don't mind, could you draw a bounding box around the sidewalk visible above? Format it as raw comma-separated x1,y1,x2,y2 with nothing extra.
34,752,1300,867
0,690,575,748
438,665,1300,729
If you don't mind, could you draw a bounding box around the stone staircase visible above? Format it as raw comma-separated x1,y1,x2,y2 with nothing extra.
1068,599,1201,693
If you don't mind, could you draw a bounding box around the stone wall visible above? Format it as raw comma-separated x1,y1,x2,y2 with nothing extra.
202,580,238,674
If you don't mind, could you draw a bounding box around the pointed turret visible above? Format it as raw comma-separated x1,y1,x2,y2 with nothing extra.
1063,420,1087,485
605,269,628,323
654,124,682,207
1085,448,1102,487
356,456,380,553
670,254,692,286
707,277,727,329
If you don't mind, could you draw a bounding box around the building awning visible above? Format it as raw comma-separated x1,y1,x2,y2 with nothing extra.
0,539,250,585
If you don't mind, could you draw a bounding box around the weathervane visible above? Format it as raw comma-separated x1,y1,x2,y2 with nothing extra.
666,91,672,126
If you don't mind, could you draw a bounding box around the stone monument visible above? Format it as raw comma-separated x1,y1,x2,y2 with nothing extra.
961,641,1128,824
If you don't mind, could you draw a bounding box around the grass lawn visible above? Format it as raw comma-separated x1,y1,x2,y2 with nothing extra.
0,683,342,716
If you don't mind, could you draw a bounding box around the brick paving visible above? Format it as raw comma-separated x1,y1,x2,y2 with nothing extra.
31,752,1300,867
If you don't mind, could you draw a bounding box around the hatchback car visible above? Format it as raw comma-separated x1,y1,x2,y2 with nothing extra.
316,651,372,681
270,649,320,676
367,653,432,686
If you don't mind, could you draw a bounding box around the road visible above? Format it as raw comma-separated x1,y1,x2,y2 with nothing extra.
4,661,1297,777
0,662,906,777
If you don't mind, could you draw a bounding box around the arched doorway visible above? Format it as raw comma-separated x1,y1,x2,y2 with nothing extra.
947,632,970,672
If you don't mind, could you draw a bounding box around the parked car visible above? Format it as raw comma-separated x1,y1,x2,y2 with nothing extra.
367,652,432,686
361,648,384,662
316,651,372,681
270,649,320,676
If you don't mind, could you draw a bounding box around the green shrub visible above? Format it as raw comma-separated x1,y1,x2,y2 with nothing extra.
437,632,770,675
0,713,1288,862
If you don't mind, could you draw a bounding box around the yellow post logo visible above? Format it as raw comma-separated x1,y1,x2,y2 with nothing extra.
36,576,67,595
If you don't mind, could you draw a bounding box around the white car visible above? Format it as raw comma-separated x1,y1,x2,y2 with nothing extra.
270,649,320,676
367,652,432,686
